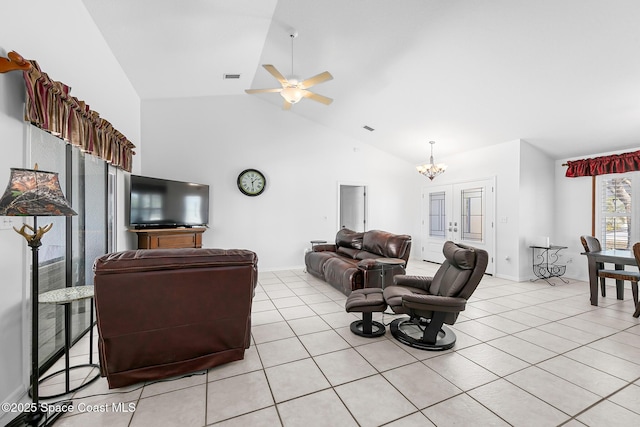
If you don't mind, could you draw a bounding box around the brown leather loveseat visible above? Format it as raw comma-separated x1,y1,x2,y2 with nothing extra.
305,229,411,295
93,248,258,388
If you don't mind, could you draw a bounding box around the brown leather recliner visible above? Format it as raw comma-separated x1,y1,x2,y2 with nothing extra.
93,248,258,388
383,241,488,350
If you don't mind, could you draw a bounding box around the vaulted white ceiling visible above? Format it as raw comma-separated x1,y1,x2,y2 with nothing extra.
82,0,640,163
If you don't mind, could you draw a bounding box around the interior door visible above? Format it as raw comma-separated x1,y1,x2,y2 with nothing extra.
422,178,495,275
340,184,367,231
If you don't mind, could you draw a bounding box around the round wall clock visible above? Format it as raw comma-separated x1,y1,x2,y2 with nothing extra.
237,169,266,196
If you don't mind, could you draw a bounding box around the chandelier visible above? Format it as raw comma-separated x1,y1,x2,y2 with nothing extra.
416,141,447,180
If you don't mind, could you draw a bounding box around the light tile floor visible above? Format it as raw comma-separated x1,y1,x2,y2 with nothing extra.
33,261,640,426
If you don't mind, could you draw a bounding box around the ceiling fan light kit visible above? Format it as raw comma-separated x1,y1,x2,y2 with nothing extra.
245,31,333,109
281,85,304,104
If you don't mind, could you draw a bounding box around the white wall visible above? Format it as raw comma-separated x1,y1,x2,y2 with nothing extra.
519,141,555,280
0,0,140,415
141,95,424,270
0,62,28,419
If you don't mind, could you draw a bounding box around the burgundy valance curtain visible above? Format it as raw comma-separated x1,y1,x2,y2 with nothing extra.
565,150,640,178
21,61,135,172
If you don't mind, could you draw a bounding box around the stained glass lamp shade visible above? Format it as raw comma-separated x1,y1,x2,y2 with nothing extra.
0,167,76,217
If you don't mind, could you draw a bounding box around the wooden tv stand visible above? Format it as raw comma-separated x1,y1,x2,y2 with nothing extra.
131,227,206,249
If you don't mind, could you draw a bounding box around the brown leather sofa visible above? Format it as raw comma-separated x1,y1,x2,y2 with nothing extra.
93,248,258,388
305,229,411,295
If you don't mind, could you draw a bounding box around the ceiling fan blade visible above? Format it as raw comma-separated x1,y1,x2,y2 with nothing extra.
283,99,292,110
245,88,282,94
263,64,288,86
302,90,333,105
300,71,333,89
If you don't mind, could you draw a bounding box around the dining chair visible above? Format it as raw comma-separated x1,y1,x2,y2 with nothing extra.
580,235,639,305
580,235,607,297
632,243,640,318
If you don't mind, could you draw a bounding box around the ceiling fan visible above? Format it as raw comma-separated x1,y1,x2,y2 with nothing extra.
245,33,333,110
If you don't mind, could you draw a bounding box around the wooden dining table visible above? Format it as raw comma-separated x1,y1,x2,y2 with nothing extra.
582,249,637,306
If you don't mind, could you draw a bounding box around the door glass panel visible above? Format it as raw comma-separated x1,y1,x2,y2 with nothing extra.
81,154,106,287
461,187,483,242
70,153,107,343
429,192,446,238
107,167,117,252
29,125,111,369
29,127,67,365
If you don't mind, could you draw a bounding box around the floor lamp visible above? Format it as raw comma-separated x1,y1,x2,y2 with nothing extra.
0,167,77,427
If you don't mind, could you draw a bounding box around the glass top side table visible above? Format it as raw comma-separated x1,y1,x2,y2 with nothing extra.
375,258,407,288
38,285,100,398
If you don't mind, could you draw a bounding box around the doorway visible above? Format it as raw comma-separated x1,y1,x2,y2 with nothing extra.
422,177,495,275
339,184,367,232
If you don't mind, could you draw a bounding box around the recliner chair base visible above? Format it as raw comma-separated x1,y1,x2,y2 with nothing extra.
390,317,456,351
350,314,386,338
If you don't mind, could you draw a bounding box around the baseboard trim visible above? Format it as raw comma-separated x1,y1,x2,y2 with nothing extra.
0,385,28,425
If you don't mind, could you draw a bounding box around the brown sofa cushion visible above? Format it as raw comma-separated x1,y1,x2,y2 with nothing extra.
337,246,360,259
323,257,362,291
354,250,380,261
336,228,364,249
362,230,412,259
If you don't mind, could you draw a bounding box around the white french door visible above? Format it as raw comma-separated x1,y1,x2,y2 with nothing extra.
422,178,495,275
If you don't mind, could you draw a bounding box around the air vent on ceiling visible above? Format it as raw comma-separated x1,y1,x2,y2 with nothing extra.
363,125,375,132
223,73,241,80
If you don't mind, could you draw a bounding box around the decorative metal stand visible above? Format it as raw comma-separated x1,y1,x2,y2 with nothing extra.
36,286,100,399
530,245,569,285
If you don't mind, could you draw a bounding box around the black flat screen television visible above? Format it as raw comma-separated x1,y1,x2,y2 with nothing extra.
129,175,210,229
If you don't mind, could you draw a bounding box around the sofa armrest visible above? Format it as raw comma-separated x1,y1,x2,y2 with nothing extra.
402,294,467,313
393,275,432,291
313,244,337,252
356,259,378,270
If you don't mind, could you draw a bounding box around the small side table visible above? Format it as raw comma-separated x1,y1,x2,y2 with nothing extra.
310,240,327,248
38,285,100,398
375,258,407,289
529,245,569,286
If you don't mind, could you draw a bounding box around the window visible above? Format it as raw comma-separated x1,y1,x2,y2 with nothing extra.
599,174,635,249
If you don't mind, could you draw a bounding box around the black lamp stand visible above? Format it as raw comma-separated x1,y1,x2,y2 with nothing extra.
6,217,68,427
